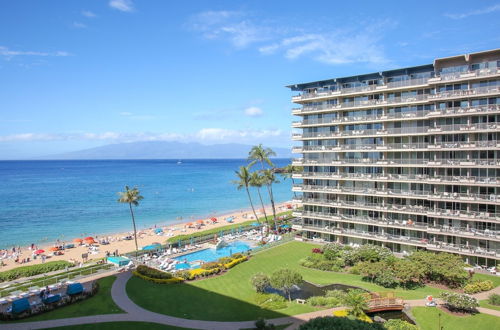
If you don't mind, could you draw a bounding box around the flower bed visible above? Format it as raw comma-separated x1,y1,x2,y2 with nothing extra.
463,280,493,294
174,253,248,281
133,265,184,284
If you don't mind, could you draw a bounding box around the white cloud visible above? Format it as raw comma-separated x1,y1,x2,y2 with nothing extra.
0,46,71,59
0,129,286,145
109,0,134,12
188,11,271,48
244,106,263,117
73,22,87,29
187,11,392,65
82,10,97,18
445,4,500,19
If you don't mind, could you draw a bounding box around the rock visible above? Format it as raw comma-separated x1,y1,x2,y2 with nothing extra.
374,316,387,323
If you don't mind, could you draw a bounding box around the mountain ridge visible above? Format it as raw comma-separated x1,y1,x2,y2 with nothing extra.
38,141,292,160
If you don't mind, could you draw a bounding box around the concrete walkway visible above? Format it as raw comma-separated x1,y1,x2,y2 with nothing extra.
3,272,500,330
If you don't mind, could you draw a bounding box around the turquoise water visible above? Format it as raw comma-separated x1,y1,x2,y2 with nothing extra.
107,256,131,266
174,240,252,269
0,159,292,249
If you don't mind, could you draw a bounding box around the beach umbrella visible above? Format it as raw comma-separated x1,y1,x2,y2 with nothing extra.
281,224,291,229
34,249,45,255
196,219,204,225
84,236,94,241
211,217,217,223
251,222,260,227
186,222,193,227
49,247,59,252
73,238,83,243
154,228,163,234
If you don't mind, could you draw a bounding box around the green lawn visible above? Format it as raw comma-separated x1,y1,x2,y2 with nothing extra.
2,276,123,323
479,300,500,311
43,322,196,330
127,241,448,322
472,273,500,288
46,322,292,330
411,306,500,330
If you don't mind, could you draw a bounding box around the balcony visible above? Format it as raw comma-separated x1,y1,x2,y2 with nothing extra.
292,68,500,102
296,197,500,221
293,172,500,186
297,211,500,240
292,157,500,168
295,184,500,203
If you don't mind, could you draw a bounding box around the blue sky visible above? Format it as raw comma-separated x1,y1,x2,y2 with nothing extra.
0,0,499,159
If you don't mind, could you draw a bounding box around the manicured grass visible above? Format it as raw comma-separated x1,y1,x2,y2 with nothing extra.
44,322,196,330
472,273,500,288
3,276,123,323
479,299,500,311
127,241,448,322
411,306,500,330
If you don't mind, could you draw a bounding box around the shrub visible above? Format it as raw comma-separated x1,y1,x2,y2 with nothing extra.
488,293,500,306
383,319,418,330
224,256,248,269
312,248,322,254
251,273,271,293
333,309,372,323
463,280,494,294
136,265,172,279
174,270,191,280
408,251,468,288
298,316,384,330
231,252,244,259
254,293,287,310
218,257,233,264
392,259,425,288
132,270,184,284
254,318,276,330
0,261,73,282
354,245,393,263
342,289,369,318
307,295,341,308
322,243,344,260
200,262,221,270
440,292,478,312
325,289,347,300
188,267,221,280
374,271,399,288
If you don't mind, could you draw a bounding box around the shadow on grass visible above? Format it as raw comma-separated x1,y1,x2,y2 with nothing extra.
126,275,311,323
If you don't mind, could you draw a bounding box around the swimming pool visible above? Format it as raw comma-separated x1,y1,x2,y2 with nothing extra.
174,240,252,270
107,256,131,266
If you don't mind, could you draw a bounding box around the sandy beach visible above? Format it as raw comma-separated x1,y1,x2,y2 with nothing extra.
0,201,296,273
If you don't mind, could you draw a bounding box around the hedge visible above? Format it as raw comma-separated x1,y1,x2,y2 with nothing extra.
224,256,248,269
135,265,172,280
132,270,184,284
463,280,494,294
0,261,73,282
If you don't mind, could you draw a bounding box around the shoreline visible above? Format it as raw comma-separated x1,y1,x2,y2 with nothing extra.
0,201,296,273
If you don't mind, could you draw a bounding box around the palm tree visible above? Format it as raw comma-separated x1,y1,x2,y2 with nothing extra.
248,144,277,224
263,169,280,231
249,171,269,226
342,289,368,318
232,166,260,224
280,164,298,197
117,186,144,254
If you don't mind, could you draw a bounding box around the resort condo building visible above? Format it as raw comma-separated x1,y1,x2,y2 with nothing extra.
288,49,500,267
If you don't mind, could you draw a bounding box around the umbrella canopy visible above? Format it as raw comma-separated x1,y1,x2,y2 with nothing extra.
142,243,161,251
186,222,193,227
154,228,163,234
84,236,94,241
211,217,217,222
281,224,291,229
34,249,45,255
49,247,59,252
196,219,204,224
84,238,95,244
251,222,260,227
73,238,83,243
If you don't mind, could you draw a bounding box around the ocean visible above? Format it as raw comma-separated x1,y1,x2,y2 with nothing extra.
0,159,293,249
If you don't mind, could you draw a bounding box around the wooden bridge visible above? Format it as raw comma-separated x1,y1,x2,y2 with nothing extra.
364,292,405,313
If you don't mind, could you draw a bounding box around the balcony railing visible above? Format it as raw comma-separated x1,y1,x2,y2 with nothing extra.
295,184,500,203
292,68,500,101
300,224,500,257
294,172,500,185
292,158,500,167
298,211,500,239
296,197,500,221
294,122,499,140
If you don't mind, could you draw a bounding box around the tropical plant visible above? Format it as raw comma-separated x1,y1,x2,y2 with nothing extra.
251,272,271,293
463,280,493,294
392,259,425,288
117,186,143,254
408,251,468,288
269,268,303,301
263,169,280,230
248,144,278,226
249,171,269,225
232,166,260,223
279,164,299,197
342,289,369,318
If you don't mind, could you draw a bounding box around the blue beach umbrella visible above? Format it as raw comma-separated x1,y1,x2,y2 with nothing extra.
281,225,291,229
154,228,163,234
251,222,260,227
142,243,161,251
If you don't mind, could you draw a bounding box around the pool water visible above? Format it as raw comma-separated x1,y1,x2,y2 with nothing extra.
107,256,131,266
173,240,252,269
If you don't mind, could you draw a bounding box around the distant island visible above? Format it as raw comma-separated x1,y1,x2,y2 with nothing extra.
38,141,292,160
